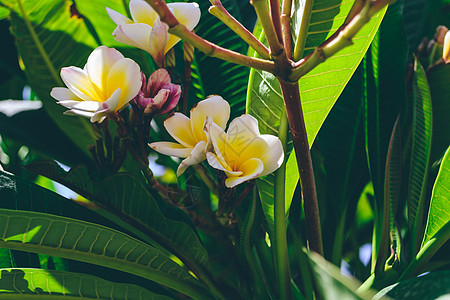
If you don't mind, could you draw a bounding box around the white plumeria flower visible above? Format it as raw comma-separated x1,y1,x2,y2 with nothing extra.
444,30,450,64
204,114,284,188
51,46,141,123
149,96,230,176
107,0,201,66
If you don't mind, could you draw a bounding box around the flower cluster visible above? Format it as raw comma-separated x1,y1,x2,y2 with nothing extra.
50,0,283,187
150,97,284,188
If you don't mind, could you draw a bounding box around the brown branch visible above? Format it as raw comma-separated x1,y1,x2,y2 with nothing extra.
251,0,284,56
208,1,270,59
144,0,277,73
281,0,293,58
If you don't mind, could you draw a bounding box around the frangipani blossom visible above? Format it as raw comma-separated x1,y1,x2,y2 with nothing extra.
51,46,141,123
107,0,201,66
204,114,284,188
444,30,450,64
150,96,230,176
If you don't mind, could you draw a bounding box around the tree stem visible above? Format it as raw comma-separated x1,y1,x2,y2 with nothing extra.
278,79,323,255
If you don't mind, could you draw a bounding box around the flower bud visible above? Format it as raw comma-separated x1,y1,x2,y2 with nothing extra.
136,69,181,115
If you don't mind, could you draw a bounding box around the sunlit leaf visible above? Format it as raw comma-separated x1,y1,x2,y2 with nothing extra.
422,146,450,246
0,209,210,299
26,161,208,265
407,57,433,251
247,0,386,232
374,271,450,300
0,268,170,299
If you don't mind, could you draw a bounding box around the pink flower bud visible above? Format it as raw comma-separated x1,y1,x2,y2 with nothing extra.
136,69,181,115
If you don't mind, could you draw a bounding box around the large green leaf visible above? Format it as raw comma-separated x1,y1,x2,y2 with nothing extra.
364,2,407,208
1,0,98,157
422,146,450,246
407,58,433,252
374,270,450,300
247,1,386,232
0,268,170,299
0,209,211,299
312,65,369,263
26,161,208,265
308,252,379,300
0,169,171,294
0,104,91,166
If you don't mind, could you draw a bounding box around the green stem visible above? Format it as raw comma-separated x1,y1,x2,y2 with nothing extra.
193,164,219,196
290,0,391,80
293,0,313,61
331,212,346,266
241,188,269,298
273,108,293,300
250,0,284,56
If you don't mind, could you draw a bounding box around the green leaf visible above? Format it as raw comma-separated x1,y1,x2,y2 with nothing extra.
0,169,122,229
26,161,208,265
0,6,9,19
308,252,378,300
312,65,369,264
1,0,97,157
0,103,90,166
247,1,386,233
364,2,408,206
408,58,433,252
374,270,450,300
0,268,170,299
0,209,211,299
401,0,427,57
422,146,450,246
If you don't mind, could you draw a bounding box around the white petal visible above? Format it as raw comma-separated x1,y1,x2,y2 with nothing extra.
85,46,124,99
63,109,95,118
444,30,450,63
60,67,99,101
226,114,260,144
177,141,207,176
149,142,192,158
239,134,284,176
113,23,152,52
106,7,133,25
164,112,197,148
224,114,260,164
225,158,264,188
165,3,201,51
148,18,169,65
101,88,122,112
50,87,80,101
190,95,230,142
168,3,201,31
129,0,159,24
204,116,230,171
206,152,241,176
107,58,141,110
58,100,100,112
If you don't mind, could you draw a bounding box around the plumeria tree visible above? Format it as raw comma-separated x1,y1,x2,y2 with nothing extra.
0,0,449,299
